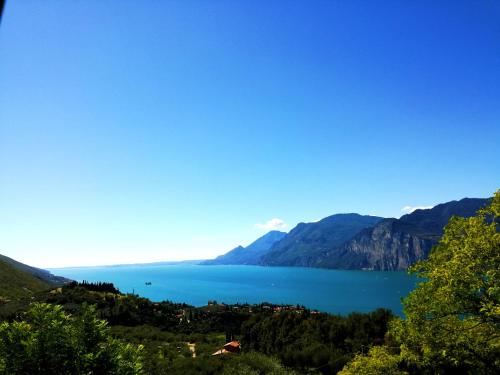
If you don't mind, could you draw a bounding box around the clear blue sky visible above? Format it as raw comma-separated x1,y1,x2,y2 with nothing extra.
1,0,499,267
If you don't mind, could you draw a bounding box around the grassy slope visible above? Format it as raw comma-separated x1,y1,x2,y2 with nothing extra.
0,254,70,284
0,258,51,301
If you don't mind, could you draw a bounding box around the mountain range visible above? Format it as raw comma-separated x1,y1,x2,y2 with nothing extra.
260,214,383,267
205,197,489,271
315,198,488,270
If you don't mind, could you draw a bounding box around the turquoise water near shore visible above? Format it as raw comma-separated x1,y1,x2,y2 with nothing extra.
50,264,417,316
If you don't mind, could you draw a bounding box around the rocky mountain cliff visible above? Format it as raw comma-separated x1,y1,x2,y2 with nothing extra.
315,198,489,270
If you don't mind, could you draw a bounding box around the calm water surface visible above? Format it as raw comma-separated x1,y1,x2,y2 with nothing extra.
50,265,417,316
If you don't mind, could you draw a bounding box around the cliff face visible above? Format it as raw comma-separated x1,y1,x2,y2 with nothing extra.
317,198,489,271
318,220,435,270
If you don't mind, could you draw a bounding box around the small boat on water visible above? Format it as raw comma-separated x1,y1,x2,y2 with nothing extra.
145,282,152,286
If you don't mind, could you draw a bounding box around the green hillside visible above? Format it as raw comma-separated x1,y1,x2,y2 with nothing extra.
0,254,70,285
0,257,52,302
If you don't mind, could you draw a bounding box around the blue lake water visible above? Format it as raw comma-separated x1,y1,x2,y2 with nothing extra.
50,264,417,316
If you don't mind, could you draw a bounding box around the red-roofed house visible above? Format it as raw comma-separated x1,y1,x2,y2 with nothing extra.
212,341,241,356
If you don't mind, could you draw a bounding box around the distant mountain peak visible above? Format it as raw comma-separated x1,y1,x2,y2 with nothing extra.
202,230,287,266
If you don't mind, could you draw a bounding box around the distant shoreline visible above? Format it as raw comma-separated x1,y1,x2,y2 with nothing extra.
48,259,206,270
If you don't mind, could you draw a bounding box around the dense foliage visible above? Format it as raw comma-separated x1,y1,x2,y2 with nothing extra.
338,346,405,375
340,190,500,374
0,302,298,375
41,282,193,330
241,308,392,373
0,282,393,374
68,280,121,294
0,303,143,375
110,324,294,375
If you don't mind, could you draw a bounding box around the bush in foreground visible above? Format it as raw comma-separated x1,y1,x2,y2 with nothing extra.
0,303,143,375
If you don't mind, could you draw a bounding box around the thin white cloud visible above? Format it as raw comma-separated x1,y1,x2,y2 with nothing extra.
255,218,288,230
401,205,434,214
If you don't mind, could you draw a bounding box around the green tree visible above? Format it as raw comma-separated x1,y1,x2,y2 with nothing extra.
340,190,500,374
0,303,143,375
338,346,406,375
222,352,297,375
392,190,500,373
